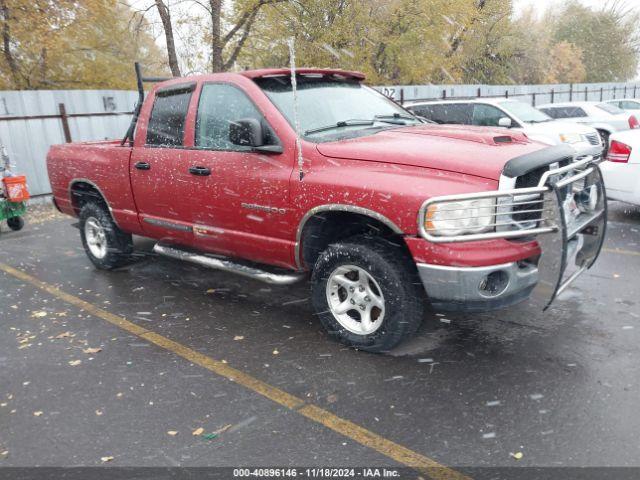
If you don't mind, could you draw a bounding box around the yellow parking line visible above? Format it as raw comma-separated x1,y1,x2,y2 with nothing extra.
0,262,470,480
602,248,640,257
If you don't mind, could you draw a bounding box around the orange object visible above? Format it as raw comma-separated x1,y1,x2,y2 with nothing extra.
2,175,30,202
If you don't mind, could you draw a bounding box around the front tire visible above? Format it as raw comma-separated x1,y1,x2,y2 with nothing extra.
79,202,133,270
311,235,425,353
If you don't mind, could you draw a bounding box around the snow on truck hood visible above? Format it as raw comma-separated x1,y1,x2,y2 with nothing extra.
315,124,547,181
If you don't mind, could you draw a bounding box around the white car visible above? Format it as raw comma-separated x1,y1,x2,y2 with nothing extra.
604,98,640,114
538,101,640,150
600,130,640,206
405,98,603,159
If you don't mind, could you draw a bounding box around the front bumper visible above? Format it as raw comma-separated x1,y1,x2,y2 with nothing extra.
416,156,607,313
417,261,538,312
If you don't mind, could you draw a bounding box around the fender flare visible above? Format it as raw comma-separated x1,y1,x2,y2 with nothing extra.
67,178,121,228
294,204,404,270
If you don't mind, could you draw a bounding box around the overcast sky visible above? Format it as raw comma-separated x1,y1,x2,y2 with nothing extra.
513,0,634,16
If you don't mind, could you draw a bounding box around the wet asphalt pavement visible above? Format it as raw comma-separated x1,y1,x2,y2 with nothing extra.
0,202,639,478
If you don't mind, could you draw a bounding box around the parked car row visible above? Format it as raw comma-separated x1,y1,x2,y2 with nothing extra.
406,97,640,206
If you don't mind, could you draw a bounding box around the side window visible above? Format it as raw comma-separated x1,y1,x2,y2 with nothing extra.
408,105,431,118
539,108,556,118
196,83,274,150
428,104,473,125
621,101,640,109
566,107,587,118
472,104,507,127
146,85,193,147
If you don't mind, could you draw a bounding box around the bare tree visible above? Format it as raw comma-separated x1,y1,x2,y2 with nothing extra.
154,0,181,76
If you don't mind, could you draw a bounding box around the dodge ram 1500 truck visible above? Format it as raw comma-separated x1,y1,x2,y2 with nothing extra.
47,67,607,352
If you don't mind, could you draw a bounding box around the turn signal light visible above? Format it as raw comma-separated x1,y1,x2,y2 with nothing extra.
607,140,632,163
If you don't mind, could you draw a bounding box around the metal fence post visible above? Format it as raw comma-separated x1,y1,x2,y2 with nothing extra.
400,88,404,105
532,92,536,107
634,85,637,99
58,103,72,143
477,87,481,98
613,86,617,99
442,89,446,100
551,88,555,104
600,87,604,101
569,84,573,101
505,90,509,99
624,85,627,98
585,86,588,101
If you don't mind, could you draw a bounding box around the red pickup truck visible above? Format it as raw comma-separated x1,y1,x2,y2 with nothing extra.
47,67,607,352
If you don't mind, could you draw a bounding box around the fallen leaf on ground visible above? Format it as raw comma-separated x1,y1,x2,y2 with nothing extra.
55,332,72,339
272,349,279,355
206,289,215,293
83,347,102,354
192,427,204,436
233,336,244,341
212,424,232,435
511,452,523,460
1,450,8,456
100,456,114,463
167,431,178,436
33,411,43,417
31,311,47,318
116,392,123,398
68,360,82,366
95,410,103,416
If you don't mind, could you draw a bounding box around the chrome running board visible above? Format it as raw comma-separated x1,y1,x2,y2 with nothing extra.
153,244,305,286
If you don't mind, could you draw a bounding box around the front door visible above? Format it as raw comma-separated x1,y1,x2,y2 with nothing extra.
186,82,295,267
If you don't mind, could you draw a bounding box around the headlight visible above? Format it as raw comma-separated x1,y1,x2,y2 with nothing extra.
559,133,582,144
424,198,496,237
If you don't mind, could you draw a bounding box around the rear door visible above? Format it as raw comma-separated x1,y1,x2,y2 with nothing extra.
186,82,295,267
130,83,197,244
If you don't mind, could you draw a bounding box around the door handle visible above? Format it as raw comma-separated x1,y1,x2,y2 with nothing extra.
189,166,211,176
135,161,151,170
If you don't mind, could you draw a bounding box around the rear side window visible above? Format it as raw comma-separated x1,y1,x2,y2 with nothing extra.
541,107,587,119
418,104,473,125
596,103,624,115
146,84,194,147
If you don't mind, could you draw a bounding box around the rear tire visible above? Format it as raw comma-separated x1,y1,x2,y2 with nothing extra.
7,216,24,231
79,202,133,270
311,235,425,353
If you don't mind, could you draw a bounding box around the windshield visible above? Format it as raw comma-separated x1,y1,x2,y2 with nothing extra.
597,103,625,115
498,100,552,123
255,76,420,141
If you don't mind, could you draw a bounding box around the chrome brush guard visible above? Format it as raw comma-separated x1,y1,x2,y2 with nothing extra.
419,156,607,309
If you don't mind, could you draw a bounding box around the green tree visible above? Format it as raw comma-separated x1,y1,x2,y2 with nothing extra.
0,0,167,90
552,1,639,82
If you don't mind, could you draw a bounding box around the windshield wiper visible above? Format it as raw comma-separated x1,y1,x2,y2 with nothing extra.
304,115,418,136
374,113,419,123
304,120,375,135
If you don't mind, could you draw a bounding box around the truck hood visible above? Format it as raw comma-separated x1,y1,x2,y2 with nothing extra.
315,125,547,181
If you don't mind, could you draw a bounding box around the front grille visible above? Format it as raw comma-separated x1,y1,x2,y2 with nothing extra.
585,133,601,146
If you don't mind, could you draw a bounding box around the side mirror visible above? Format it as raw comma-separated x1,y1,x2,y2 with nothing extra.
229,118,263,147
498,117,513,128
